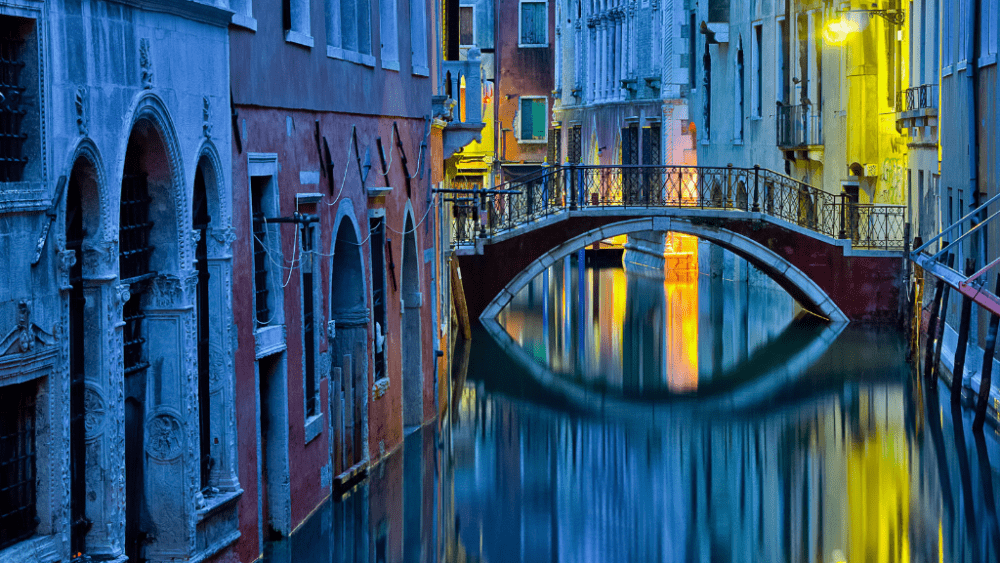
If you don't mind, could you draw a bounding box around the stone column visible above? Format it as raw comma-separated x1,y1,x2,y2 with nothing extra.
78,241,128,563
206,226,239,493
141,271,200,561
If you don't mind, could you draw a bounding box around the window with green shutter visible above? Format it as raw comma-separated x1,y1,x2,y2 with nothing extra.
519,97,546,141
519,0,547,45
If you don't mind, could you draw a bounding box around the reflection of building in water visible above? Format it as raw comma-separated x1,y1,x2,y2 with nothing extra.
499,238,795,394
449,373,924,563
697,241,797,383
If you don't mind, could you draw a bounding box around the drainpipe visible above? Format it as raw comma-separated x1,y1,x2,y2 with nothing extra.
968,0,980,264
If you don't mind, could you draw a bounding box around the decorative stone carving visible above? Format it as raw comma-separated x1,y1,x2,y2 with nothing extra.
75,87,88,135
148,275,184,309
83,241,117,279
1,300,57,356
58,249,76,291
84,386,107,437
146,413,184,461
139,38,153,89
203,96,212,138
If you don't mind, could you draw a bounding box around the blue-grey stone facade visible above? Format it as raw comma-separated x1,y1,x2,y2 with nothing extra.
0,1,239,562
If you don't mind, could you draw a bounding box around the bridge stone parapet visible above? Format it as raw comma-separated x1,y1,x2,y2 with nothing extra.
456,209,905,323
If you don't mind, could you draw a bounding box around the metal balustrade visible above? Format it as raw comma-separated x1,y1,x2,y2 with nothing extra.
896,84,938,112
776,103,823,148
451,164,906,250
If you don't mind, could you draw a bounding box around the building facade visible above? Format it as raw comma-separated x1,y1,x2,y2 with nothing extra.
691,0,909,208
226,0,476,557
551,0,694,171
0,1,237,562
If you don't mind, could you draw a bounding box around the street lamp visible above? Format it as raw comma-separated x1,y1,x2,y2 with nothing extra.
823,3,905,44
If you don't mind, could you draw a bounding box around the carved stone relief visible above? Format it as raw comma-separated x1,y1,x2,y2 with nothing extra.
58,249,76,292
75,87,88,135
146,412,184,461
0,300,57,356
203,96,212,138
84,386,107,438
140,38,153,89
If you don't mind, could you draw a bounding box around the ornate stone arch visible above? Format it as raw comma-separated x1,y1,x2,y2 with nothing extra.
117,91,190,274
63,138,112,245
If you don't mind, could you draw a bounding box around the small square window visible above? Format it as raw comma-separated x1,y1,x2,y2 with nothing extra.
519,97,547,141
519,0,547,46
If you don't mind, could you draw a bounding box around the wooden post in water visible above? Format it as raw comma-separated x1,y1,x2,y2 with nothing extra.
931,253,957,388
974,275,1000,432
451,258,472,339
951,259,976,403
924,250,952,387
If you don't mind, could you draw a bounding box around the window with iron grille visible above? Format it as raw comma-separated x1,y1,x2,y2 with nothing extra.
0,381,37,550
251,177,272,328
302,225,318,418
120,173,155,377
622,125,640,203
193,168,213,491
369,217,387,381
568,125,582,163
0,18,32,183
519,0,547,46
547,127,561,163
459,6,475,46
642,124,660,166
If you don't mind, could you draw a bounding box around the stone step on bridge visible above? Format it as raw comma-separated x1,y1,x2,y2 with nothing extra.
452,164,908,323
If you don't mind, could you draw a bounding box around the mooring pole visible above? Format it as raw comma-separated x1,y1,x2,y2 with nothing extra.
924,249,950,386
974,275,1000,432
931,253,958,388
951,258,976,403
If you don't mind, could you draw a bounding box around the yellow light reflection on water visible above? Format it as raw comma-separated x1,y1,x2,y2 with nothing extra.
664,233,699,392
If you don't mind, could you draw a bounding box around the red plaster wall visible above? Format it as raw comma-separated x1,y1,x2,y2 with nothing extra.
495,0,555,163
231,105,437,559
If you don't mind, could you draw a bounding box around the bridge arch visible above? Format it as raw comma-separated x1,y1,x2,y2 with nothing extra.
479,217,849,322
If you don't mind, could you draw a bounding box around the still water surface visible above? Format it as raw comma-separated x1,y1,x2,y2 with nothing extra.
266,240,1000,562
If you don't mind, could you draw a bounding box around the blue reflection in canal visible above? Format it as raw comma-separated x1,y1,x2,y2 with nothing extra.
265,237,1000,563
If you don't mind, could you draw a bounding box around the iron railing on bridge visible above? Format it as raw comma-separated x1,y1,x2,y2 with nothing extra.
451,164,906,250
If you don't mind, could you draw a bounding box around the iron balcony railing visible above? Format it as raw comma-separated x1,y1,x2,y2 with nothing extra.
896,83,938,112
451,164,906,250
776,103,822,148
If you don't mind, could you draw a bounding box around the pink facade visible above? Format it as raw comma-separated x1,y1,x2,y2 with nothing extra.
227,0,440,559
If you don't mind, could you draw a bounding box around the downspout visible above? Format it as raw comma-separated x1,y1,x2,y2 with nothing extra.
968,0,980,264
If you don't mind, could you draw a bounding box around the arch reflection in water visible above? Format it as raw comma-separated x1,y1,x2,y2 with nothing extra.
495,234,804,397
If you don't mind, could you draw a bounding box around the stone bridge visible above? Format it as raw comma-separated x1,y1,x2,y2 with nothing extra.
452,165,907,323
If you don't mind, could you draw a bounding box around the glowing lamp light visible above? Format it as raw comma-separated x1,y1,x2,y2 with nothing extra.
823,17,859,44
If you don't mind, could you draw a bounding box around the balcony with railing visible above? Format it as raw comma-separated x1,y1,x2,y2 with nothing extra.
776,103,822,154
896,83,938,133
435,48,485,160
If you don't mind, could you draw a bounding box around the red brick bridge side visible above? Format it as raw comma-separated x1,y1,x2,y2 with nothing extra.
456,213,904,323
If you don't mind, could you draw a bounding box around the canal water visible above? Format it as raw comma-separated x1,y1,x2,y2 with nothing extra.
265,236,1000,563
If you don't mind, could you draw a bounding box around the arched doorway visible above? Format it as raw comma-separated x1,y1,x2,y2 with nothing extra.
120,117,182,563
400,212,423,428
329,213,369,477
65,154,102,556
